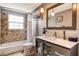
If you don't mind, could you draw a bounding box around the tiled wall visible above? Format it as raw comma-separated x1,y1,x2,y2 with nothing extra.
46,30,79,40
0,9,27,44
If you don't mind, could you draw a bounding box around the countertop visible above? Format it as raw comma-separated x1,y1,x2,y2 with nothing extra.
36,36,78,49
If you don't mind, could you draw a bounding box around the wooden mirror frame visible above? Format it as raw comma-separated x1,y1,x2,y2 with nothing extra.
46,3,77,30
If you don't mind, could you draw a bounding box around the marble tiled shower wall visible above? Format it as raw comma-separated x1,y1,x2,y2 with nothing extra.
0,9,27,44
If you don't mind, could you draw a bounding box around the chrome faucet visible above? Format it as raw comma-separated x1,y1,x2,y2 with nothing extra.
63,31,66,40
54,32,57,38
53,32,57,39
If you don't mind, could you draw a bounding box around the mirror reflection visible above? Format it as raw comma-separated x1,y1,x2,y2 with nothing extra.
48,3,72,27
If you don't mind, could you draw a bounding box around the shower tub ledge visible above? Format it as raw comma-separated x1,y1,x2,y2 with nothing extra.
0,40,31,55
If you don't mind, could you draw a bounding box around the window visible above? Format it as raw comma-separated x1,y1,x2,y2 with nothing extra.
8,15,24,30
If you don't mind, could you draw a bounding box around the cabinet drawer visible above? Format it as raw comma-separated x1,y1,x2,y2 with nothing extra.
52,45,70,56
43,41,52,46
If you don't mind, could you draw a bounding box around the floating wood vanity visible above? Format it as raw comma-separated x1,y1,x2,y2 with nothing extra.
36,36,78,56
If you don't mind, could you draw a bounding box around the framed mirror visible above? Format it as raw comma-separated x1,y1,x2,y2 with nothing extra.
46,3,77,30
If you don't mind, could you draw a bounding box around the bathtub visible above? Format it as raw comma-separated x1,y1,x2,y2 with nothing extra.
0,40,27,55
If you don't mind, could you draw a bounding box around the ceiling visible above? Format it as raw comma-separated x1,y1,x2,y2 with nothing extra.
0,3,41,13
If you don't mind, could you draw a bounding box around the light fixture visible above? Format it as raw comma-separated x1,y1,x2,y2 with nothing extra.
51,12,54,16
40,7,44,14
73,3,77,10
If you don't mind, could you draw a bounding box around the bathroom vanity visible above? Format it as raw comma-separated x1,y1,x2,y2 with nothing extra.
36,36,78,56
38,3,78,56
